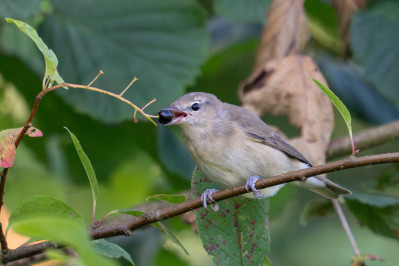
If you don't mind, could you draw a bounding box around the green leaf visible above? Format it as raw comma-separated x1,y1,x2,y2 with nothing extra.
157,126,195,179
299,199,333,225
5,18,65,89
351,1,399,104
8,195,84,231
311,78,354,150
39,0,209,123
346,191,399,240
153,221,189,256
347,190,399,208
372,164,399,191
116,209,189,255
92,239,135,265
214,0,272,24
146,194,186,205
0,0,42,21
304,0,343,53
191,168,270,265
11,217,116,266
46,249,84,265
65,127,99,218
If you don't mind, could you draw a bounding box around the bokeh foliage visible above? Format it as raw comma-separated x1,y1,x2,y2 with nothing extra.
1,0,399,265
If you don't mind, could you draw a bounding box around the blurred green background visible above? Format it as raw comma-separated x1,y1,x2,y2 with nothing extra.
1,0,399,265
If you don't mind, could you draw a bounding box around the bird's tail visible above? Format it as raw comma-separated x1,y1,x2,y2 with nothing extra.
294,175,351,199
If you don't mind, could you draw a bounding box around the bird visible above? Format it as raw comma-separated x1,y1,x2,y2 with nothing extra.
158,92,350,209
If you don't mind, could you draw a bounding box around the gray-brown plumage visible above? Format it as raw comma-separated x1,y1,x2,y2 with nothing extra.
159,92,350,207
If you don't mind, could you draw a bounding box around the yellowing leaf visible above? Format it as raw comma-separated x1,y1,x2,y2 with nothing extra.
0,126,43,168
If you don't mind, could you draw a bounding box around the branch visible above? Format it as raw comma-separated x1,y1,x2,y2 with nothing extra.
327,120,399,159
2,242,57,264
0,77,157,215
3,152,399,263
0,223,8,252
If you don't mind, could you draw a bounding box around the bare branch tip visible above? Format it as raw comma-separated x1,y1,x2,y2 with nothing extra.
119,77,138,97
87,71,104,87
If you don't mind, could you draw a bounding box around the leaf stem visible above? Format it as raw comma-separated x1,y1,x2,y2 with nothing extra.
332,199,360,255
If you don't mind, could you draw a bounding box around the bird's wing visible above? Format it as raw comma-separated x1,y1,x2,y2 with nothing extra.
224,103,311,166
244,130,311,166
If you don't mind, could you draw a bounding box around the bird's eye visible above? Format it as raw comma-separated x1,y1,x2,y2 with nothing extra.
191,102,200,111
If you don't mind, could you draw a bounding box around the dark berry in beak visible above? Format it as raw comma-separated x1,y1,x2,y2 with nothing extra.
158,110,173,124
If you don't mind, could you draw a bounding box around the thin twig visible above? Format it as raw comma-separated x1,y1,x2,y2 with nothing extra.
87,71,103,87
327,120,399,159
332,199,360,255
119,77,138,97
89,152,399,239
0,223,8,252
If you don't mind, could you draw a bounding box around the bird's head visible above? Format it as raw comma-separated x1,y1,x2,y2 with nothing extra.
158,92,221,128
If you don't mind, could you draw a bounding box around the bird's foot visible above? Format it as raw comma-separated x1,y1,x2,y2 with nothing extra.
245,175,264,198
200,189,219,211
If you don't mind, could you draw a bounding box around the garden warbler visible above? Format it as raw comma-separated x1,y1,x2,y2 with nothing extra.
158,92,350,209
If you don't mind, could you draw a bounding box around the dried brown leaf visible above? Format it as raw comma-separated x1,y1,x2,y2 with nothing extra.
239,55,334,165
332,0,368,57
255,0,309,69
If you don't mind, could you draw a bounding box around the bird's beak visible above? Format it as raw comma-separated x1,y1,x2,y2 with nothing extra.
158,107,188,126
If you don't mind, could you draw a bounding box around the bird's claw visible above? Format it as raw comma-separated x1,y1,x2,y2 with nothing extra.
245,175,264,198
201,189,219,211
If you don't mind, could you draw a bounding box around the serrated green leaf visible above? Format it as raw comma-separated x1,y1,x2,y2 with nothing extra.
300,199,333,225
65,127,99,219
11,217,115,266
346,191,399,240
92,239,135,265
39,0,209,123
146,194,186,205
191,168,270,265
214,0,272,24
351,1,399,104
5,18,65,89
157,126,195,179
8,195,84,231
0,0,42,21
347,190,399,208
311,78,354,149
